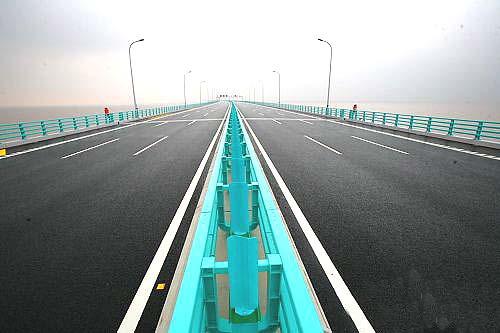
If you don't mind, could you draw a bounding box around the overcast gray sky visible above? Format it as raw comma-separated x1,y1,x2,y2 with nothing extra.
1,0,499,107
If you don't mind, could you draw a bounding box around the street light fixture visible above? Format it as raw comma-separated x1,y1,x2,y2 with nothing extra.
184,70,191,108
128,38,144,111
273,70,280,107
200,80,206,104
318,38,333,110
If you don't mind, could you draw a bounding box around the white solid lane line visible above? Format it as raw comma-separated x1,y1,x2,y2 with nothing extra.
117,104,229,333
133,136,169,156
239,112,375,333
298,119,313,125
2,124,136,160
0,105,216,160
271,119,282,125
351,135,409,155
252,104,500,161
304,135,343,155
61,138,120,159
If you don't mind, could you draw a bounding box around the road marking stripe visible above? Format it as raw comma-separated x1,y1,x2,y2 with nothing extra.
256,105,500,161
117,103,229,333
61,138,119,159
245,117,313,121
261,105,316,118
271,119,282,125
154,121,168,127
239,112,375,333
304,135,343,155
258,112,265,116
277,112,284,116
187,120,196,126
133,136,169,156
203,113,209,117
351,135,409,155
182,114,190,118
0,104,218,160
149,103,216,121
298,119,313,125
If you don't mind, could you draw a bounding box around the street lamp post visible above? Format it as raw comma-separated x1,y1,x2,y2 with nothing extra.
318,38,333,110
200,81,206,104
184,70,191,108
273,70,280,107
128,38,144,111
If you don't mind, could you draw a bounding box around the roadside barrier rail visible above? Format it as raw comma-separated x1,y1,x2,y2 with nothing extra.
0,102,214,146
169,102,326,332
244,101,500,141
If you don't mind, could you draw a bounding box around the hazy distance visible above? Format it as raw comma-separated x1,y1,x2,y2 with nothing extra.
1,0,499,120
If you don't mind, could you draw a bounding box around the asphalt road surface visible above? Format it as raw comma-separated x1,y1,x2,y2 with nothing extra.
2,99,499,332
236,102,500,332
0,102,228,332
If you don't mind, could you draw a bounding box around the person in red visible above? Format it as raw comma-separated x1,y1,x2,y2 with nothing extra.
104,107,110,122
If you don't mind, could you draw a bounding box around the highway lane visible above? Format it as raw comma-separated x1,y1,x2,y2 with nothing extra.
0,102,228,332
236,102,500,332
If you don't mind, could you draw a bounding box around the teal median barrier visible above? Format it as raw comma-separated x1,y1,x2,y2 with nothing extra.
168,102,327,332
0,102,216,146
243,101,500,142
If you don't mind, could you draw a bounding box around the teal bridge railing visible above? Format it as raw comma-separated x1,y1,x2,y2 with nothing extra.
244,101,500,142
0,102,214,146
169,102,327,332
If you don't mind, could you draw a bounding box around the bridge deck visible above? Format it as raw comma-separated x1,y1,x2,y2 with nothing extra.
1,101,499,331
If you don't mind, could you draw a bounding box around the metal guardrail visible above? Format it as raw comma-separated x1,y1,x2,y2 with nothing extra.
169,102,326,332
244,101,500,141
0,102,214,145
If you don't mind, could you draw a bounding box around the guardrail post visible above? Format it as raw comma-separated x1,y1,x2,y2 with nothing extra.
250,183,259,229
395,114,399,127
41,121,47,135
447,119,455,136
409,115,414,129
84,116,89,127
58,119,64,132
363,111,366,122
475,121,484,140
72,117,78,130
426,117,432,132
382,113,387,125
18,123,26,139
266,254,282,327
201,257,219,330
